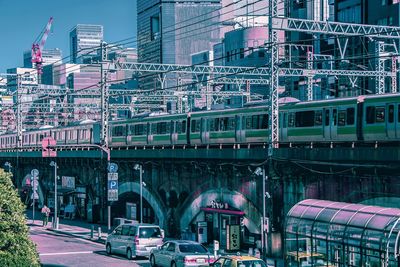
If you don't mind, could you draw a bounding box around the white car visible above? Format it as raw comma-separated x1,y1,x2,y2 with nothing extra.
150,240,216,267
106,223,164,259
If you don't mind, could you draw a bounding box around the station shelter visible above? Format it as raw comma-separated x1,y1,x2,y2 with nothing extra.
285,199,400,267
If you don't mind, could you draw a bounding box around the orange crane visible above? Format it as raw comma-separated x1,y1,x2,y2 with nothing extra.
31,17,54,74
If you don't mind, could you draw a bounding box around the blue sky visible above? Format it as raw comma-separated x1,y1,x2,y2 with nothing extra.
0,0,137,73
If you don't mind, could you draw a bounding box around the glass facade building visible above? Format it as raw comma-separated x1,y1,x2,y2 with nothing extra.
285,199,400,267
69,24,103,64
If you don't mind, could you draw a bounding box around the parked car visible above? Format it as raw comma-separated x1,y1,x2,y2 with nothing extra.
211,256,267,267
106,223,164,259
149,240,216,267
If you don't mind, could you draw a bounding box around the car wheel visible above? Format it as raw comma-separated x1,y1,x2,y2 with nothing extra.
106,243,112,255
126,248,133,260
171,261,177,267
150,254,157,267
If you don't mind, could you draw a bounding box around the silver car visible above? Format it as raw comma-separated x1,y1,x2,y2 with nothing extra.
106,223,164,259
150,240,216,267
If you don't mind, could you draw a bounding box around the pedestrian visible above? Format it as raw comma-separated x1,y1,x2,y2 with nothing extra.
41,205,50,227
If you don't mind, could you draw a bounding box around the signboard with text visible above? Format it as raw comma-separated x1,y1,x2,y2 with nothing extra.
62,176,75,189
227,225,240,251
107,172,118,201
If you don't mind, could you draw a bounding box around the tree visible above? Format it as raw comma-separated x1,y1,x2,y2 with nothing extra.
0,169,40,266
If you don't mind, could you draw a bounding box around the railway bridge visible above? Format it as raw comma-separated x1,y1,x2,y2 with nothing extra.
1,141,399,256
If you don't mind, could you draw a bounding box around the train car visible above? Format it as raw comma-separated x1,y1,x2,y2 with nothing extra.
189,105,268,145
280,97,359,143
146,113,187,146
361,94,400,141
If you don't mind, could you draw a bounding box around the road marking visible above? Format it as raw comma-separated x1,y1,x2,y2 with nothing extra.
40,251,93,256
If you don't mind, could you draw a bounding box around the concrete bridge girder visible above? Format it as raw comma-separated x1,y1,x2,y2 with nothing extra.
119,181,166,229
180,188,262,234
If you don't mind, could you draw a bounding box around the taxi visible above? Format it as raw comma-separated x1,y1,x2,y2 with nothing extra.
211,255,267,267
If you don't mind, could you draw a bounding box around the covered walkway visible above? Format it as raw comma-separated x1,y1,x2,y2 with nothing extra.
285,199,400,267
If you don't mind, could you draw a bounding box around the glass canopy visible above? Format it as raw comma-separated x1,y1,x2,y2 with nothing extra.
285,199,400,267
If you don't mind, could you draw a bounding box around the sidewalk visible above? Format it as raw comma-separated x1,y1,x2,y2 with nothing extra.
26,208,109,244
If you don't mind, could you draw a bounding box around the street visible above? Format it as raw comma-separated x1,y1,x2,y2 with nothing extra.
29,224,150,267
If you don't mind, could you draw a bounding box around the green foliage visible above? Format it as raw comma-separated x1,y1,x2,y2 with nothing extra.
0,169,40,266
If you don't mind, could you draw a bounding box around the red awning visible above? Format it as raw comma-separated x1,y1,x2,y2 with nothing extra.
201,207,245,216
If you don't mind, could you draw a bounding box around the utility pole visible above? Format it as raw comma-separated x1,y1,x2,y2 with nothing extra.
268,0,279,158
100,41,109,147
16,74,23,148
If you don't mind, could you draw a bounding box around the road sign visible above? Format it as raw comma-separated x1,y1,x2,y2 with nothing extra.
107,172,118,201
42,136,57,157
31,169,39,177
107,163,118,173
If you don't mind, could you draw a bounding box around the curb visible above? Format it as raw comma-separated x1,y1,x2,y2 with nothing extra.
47,228,106,245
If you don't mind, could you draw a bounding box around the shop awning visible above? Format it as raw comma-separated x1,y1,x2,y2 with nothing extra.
201,207,245,216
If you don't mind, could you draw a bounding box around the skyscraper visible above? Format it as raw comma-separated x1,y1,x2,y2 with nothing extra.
69,24,103,64
137,0,222,90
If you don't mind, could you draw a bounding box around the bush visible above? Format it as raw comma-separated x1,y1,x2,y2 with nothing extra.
0,169,40,266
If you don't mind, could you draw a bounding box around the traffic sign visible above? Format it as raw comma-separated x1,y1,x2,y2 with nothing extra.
107,163,118,173
31,169,39,177
107,172,118,201
42,136,57,157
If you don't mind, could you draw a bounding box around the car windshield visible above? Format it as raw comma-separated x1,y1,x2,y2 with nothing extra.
139,227,162,238
179,244,208,253
237,260,266,267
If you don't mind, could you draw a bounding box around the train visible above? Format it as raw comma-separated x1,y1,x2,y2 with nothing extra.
1,93,399,150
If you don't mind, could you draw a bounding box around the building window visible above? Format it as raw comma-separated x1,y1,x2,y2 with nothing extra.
226,52,230,62
240,48,244,59
151,15,160,40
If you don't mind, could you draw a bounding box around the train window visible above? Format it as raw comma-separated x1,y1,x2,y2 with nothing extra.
181,121,186,133
261,114,268,129
134,124,144,135
220,118,229,131
251,115,259,129
166,121,171,133
191,120,196,132
209,119,215,131
398,105,400,122
245,117,252,129
214,118,220,131
295,111,315,127
333,109,337,126
338,111,346,126
176,122,181,133
366,106,375,124
288,113,295,127
324,110,330,126
151,123,157,134
315,111,322,126
227,117,235,130
347,108,355,125
157,122,167,134
376,107,385,123
112,126,125,137
389,105,394,123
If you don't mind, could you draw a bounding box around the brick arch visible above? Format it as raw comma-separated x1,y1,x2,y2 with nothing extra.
119,182,166,229
180,188,262,234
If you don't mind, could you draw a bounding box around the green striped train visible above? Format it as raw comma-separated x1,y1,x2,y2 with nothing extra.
1,94,399,149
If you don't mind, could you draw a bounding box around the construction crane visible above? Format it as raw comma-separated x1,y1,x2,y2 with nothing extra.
31,17,54,75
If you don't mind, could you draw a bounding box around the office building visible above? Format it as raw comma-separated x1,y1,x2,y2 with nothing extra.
137,0,222,91
23,48,62,69
70,24,103,64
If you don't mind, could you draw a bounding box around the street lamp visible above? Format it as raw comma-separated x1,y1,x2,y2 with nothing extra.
134,164,143,223
50,161,58,229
